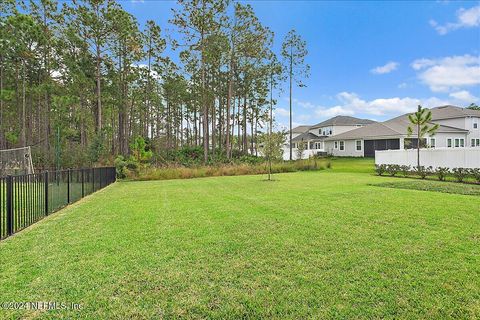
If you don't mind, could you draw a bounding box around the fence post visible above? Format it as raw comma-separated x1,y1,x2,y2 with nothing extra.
6,175,13,236
67,169,71,203
81,169,85,197
45,171,49,215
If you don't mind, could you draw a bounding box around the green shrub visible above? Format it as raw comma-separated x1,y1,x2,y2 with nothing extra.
399,165,410,177
238,155,264,165
130,160,324,181
375,164,387,176
114,155,128,179
470,168,480,183
435,167,449,181
414,166,432,179
115,155,140,179
452,168,468,182
386,164,400,176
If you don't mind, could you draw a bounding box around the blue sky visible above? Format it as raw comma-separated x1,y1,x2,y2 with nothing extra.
122,0,480,128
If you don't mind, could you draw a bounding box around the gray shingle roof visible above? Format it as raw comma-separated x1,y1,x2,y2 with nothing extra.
430,105,480,120
291,132,323,142
290,125,311,134
311,116,375,128
324,113,468,141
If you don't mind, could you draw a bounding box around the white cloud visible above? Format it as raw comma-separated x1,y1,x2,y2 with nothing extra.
370,61,399,74
430,5,480,34
449,90,479,103
294,99,316,109
411,55,480,92
332,92,451,116
277,91,473,124
133,63,161,80
274,107,290,117
315,106,355,117
398,82,408,89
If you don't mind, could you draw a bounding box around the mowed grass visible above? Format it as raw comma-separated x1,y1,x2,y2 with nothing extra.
372,179,480,196
0,165,479,319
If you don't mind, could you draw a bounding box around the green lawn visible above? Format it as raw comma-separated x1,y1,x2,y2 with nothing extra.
0,164,479,319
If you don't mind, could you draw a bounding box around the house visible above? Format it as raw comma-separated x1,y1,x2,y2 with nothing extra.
324,105,480,157
283,116,375,160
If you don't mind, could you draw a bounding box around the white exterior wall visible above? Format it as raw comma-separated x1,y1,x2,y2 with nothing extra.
309,125,363,137
375,147,480,169
434,117,466,129
428,132,468,148
467,117,480,146
324,139,364,157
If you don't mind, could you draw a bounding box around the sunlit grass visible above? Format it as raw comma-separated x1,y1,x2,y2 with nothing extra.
0,164,478,319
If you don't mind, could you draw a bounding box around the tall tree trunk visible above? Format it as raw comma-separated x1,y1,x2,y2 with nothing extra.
0,55,4,149
250,103,254,155
95,40,102,133
242,95,247,154
268,70,273,180
237,96,241,151
193,105,198,146
22,60,26,147
43,6,51,152
200,5,208,163
289,49,293,161
147,36,153,140
211,96,216,154
226,63,232,159
417,122,420,168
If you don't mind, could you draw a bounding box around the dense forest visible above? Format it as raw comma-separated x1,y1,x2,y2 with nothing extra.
0,0,309,168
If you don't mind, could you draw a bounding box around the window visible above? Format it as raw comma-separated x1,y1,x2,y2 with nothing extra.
475,139,480,147
474,121,478,129
339,141,345,151
334,141,338,149
447,138,452,148
472,139,477,147
315,142,323,150
430,138,435,148
319,129,322,135
460,138,465,147
455,138,459,148
356,140,362,151
329,130,332,135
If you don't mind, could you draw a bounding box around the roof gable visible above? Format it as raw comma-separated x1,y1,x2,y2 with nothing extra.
311,116,375,128
430,105,480,120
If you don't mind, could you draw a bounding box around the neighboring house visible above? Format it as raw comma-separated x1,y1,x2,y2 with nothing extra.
283,116,375,160
290,125,310,140
324,105,480,157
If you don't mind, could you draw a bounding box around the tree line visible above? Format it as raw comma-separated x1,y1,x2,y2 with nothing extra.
0,0,309,168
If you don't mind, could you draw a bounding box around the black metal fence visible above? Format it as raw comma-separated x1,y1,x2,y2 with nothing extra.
0,167,116,240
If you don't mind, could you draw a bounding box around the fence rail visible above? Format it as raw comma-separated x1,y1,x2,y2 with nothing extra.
0,167,116,240
375,147,480,169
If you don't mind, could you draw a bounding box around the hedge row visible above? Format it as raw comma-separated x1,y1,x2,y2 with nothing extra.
375,164,480,183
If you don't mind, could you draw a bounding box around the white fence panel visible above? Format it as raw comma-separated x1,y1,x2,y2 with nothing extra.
375,148,480,169
282,147,319,160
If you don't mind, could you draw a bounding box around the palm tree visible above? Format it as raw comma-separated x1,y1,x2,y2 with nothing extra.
407,105,439,168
